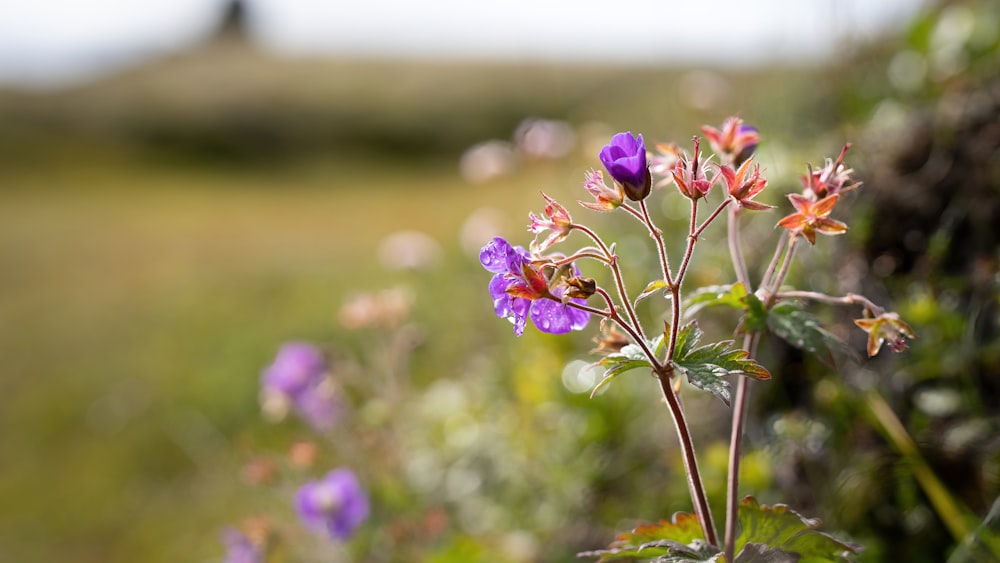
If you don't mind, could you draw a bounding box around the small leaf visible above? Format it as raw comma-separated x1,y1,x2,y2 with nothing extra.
671,322,771,405
671,360,733,406
766,301,855,366
673,322,704,360
740,292,769,333
684,284,747,319
578,513,720,562
734,496,861,562
591,343,653,397
636,279,670,309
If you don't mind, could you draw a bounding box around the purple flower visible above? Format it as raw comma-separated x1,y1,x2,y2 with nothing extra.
599,132,651,201
220,527,263,563
293,380,340,432
296,469,369,541
261,342,326,398
261,342,340,432
480,236,590,336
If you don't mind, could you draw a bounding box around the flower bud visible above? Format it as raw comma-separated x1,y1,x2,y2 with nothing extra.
599,131,651,201
563,276,597,300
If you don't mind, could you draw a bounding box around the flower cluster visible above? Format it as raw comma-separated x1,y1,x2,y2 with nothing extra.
260,342,339,432
480,119,915,561
777,143,858,245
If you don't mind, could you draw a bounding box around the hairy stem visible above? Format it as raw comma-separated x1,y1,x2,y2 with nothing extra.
775,290,884,315
640,199,674,287
727,204,751,289
571,224,645,337
765,235,799,306
724,332,760,561
656,367,719,547
695,199,732,240
759,232,789,291
664,198,700,363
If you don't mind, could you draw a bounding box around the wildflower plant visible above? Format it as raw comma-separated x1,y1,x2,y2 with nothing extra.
479,117,915,561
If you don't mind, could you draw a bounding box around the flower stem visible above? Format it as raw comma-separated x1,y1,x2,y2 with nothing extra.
695,199,731,240
765,235,799,306
655,366,719,547
775,290,884,315
664,198,700,363
727,204,750,289
724,331,759,562
759,232,789,291
639,199,674,287
571,224,645,337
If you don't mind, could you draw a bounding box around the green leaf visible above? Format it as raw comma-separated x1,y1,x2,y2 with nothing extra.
591,343,653,398
671,323,771,406
636,279,670,309
740,293,769,333
766,302,854,366
578,513,721,562
684,284,747,319
734,496,861,562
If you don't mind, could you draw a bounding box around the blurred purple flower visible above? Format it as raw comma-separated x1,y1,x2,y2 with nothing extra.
599,132,651,201
480,236,589,336
261,342,339,432
296,469,369,541
261,342,326,398
293,379,340,432
220,527,263,563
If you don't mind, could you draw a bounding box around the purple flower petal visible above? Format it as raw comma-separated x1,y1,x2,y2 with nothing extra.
261,342,326,398
479,236,513,274
295,468,369,542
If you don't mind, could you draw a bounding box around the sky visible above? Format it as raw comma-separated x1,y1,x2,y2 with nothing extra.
0,0,931,88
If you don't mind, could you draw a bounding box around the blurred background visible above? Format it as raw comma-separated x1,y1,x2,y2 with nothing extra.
1,0,998,561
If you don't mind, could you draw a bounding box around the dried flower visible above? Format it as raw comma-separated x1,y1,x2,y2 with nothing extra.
591,323,631,355
776,194,847,245
563,276,597,300
801,144,861,200
579,169,624,212
702,117,759,166
599,131,651,201
719,159,773,211
854,312,916,357
649,142,682,188
295,468,369,541
529,193,574,253
672,138,717,200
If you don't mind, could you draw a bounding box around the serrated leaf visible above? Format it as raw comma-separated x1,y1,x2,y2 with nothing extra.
673,322,704,360
766,302,855,366
734,496,861,562
578,513,719,562
636,279,670,309
591,343,653,397
684,284,747,319
671,360,733,406
671,323,771,405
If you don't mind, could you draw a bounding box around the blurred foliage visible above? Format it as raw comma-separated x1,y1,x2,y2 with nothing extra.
0,0,998,562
